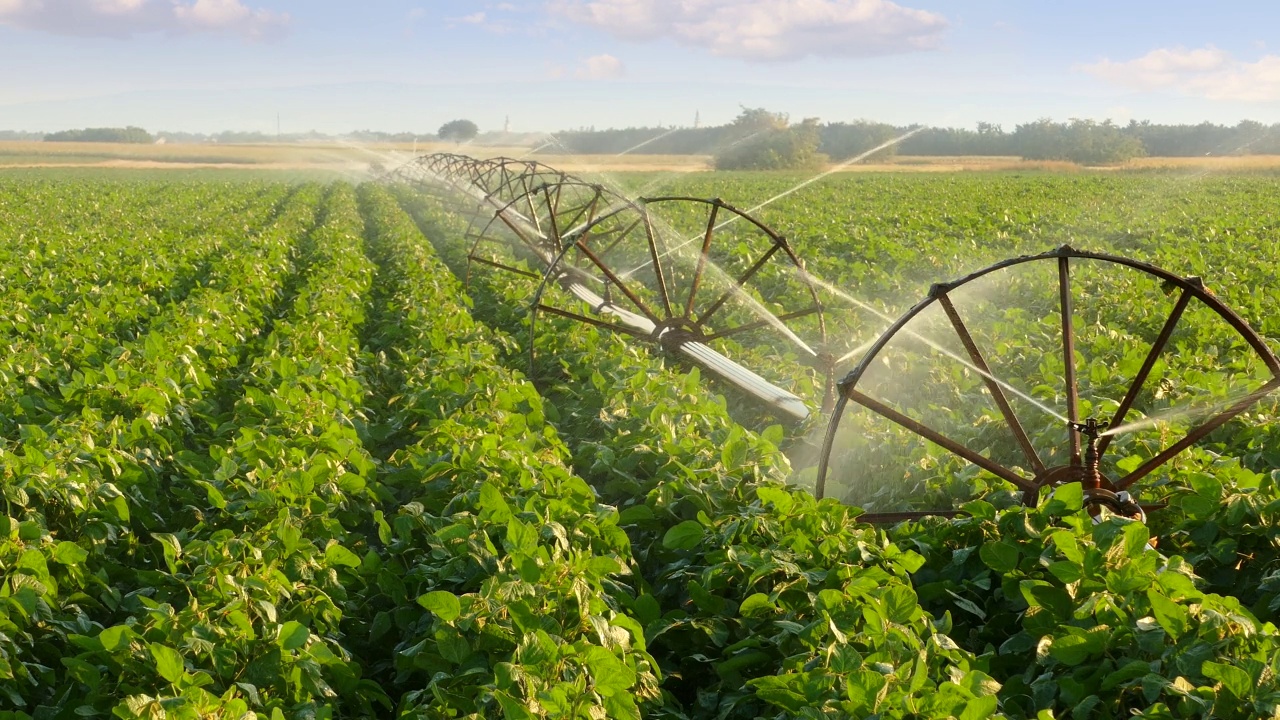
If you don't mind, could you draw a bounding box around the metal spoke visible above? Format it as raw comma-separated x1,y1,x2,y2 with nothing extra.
849,390,1037,492
470,256,540,279
574,242,662,324
1059,256,1081,462
697,244,782,328
1116,378,1280,489
703,307,820,341
939,293,1045,473
643,210,674,318
1098,289,1192,456
536,304,649,338
593,216,645,262
684,202,720,319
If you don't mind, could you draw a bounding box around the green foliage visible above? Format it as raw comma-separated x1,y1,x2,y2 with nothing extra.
438,118,479,142
714,109,827,171
553,117,1280,159
44,126,154,143
1014,118,1146,164
7,171,1280,719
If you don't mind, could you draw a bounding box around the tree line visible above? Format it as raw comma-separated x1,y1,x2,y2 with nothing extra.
548,112,1280,168
20,115,1280,168
44,126,155,143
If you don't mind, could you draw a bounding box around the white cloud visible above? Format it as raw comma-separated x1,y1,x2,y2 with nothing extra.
1082,46,1280,102
576,53,624,79
91,0,146,14
0,0,288,39
548,0,947,61
456,11,485,23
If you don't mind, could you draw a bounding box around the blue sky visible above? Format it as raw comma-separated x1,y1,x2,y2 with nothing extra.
1,1,1278,133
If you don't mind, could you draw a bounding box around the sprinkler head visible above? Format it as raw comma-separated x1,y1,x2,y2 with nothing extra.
1068,417,1109,439
1065,417,1146,521
1068,417,1110,491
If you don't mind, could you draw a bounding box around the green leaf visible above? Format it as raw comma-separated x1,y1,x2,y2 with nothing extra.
882,586,919,624
1047,561,1083,584
99,625,134,652
373,509,392,545
60,657,102,691
277,621,310,651
749,673,809,713
418,590,461,622
584,647,635,697
662,520,704,551
107,495,130,523
604,692,641,720
618,505,654,524
478,482,512,523
945,590,986,621
1146,590,1189,640
1203,661,1251,698
844,669,886,711
437,628,471,663
505,518,538,554
153,533,181,574
1051,531,1084,563
149,643,184,684
1046,482,1083,515
1048,632,1104,666
17,521,41,541
756,485,794,513
960,695,998,720
633,594,661,625
1020,581,1073,621
52,541,88,566
1122,522,1150,557
493,690,536,720
739,593,776,618
324,542,361,568
980,541,1019,573
586,556,621,578
1103,660,1152,690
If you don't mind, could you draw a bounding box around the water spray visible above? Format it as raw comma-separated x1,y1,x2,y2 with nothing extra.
385,154,1280,526
385,153,836,421
815,246,1280,523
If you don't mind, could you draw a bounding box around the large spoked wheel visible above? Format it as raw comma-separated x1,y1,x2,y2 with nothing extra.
815,245,1280,523
464,180,624,284
529,195,835,414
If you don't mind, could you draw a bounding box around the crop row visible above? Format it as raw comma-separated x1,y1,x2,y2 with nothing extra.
0,183,293,441
347,185,661,717
394,188,1001,718
2,182,322,713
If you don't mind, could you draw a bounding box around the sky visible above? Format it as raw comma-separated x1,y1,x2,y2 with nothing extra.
1,0,1278,134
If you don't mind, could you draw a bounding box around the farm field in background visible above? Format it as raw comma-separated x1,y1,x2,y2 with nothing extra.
4,169,1280,717
7,140,1280,174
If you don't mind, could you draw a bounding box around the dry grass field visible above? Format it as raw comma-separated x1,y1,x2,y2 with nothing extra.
3,140,1280,175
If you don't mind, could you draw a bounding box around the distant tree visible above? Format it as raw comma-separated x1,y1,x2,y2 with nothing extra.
714,108,826,171
727,107,790,136
1014,119,1143,164
0,130,43,141
438,119,479,143
819,120,901,161
44,126,154,144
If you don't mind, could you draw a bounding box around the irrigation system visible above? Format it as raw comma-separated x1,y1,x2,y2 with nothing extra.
387,153,835,422
387,153,1280,523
